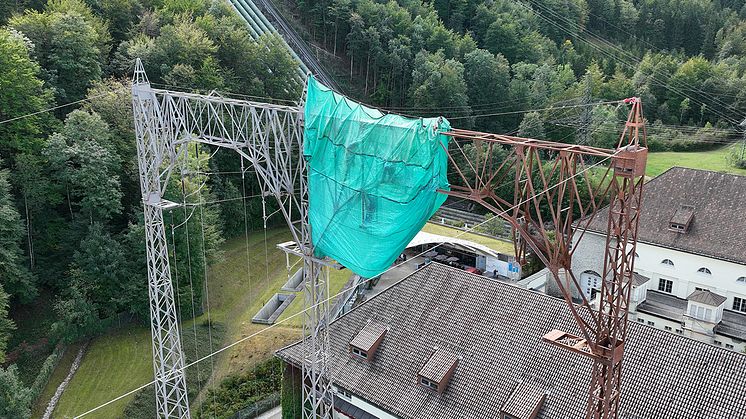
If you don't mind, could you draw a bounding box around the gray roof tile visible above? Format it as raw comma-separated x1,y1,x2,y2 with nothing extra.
350,322,387,352
586,167,746,265
277,264,746,419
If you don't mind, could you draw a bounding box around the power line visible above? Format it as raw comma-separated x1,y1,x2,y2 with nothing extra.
522,0,743,126
0,87,128,125
447,99,624,121
72,150,616,419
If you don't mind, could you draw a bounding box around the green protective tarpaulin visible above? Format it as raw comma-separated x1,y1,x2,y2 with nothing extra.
303,76,451,278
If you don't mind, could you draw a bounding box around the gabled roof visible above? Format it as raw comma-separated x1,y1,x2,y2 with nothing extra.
585,167,746,265
687,289,727,307
276,264,746,419
418,348,458,384
349,322,387,352
501,380,547,419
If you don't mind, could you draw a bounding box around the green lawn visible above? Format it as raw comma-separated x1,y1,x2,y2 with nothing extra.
52,328,153,418
422,222,515,255
646,145,746,177
49,228,350,418
30,342,82,418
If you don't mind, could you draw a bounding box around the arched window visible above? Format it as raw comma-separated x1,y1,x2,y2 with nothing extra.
697,267,712,275
736,277,746,284
661,259,674,267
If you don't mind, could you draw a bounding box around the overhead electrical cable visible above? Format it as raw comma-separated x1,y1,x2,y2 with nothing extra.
72,150,617,419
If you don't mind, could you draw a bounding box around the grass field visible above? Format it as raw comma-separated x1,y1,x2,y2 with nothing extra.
47,228,350,418
646,145,746,177
30,342,82,418
422,222,515,255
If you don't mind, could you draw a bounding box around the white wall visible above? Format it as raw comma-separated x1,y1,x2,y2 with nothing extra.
632,240,746,310
334,386,401,419
572,231,746,352
573,232,746,313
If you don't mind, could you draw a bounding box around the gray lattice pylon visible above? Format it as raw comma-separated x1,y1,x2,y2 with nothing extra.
132,59,191,419
131,59,334,418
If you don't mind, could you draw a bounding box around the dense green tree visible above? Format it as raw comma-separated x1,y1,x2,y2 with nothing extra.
409,50,470,117
518,111,546,139
10,0,109,102
0,285,14,363
0,164,36,302
463,49,509,131
51,276,103,342
0,365,32,419
0,28,54,158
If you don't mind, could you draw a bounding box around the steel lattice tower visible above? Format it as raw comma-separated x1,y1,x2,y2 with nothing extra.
132,60,333,419
134,56,645,418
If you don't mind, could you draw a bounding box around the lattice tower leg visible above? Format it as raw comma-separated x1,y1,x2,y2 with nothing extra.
301,259,333,419
133,75,191,419
586,165,644,419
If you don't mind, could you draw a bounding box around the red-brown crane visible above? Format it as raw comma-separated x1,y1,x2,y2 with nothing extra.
441,99,647,419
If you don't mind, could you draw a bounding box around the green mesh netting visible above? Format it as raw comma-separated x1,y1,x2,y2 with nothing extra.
304,76,451,278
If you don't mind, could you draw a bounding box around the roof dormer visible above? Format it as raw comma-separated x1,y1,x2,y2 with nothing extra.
686,289,726,324
669,205,694,233
501,380,547,419
418,348,459,394
349,322,387,361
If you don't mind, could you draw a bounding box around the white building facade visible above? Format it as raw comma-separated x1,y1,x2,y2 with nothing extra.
570,168,746,352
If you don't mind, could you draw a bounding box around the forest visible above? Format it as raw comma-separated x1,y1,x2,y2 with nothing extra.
1,0,746,417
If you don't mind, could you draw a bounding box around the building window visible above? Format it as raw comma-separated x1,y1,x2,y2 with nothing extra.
726,344,734,350
695,287,709,292
637,318,644,323
689,305,712,321
664,326,672,331
675,329,683,334
420,377,438,391
661,259,674,267
351,347,368,359
647,321,655,326
658,278,673,293
733,297,746,313
697,267,712,275
714,340,722,346
737,277,746,284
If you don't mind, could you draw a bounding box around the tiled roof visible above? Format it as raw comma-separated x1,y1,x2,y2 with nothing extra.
670,205,695,227
418,348,458,383
586,167,746,265
350,322,387,352
632,272,650,287
687,289,727,306
501,380,547,419
277,264,746,419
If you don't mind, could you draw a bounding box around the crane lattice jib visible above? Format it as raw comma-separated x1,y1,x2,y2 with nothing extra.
442,99,646,419
134,55,645,418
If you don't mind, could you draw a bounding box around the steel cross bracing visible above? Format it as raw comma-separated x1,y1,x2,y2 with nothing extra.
131,59,333,419
442,99,647,419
